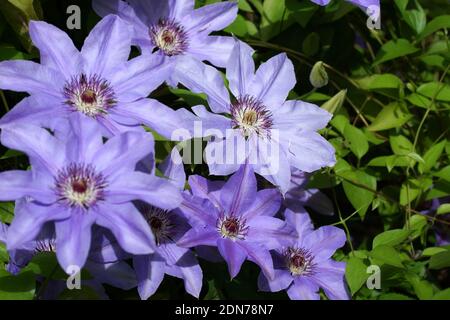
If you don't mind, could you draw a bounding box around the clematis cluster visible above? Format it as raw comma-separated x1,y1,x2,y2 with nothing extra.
0,0,351,300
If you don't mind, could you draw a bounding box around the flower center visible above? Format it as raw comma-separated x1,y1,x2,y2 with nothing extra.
63,74,116,117
142,206,174,245
55,163,107,209
285,247,316,276
35,239,56,253
218,215,249,240
231,95,273,138
149,19,188,56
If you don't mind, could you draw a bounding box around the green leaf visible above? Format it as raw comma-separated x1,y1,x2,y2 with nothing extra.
433,288,450,300
370,245,405,268
0,269,35,300
437,203,450,215
429,250,450,269
373,39,419,66
422,247,447,257
434,165,450,182
302,32,320,56
390,135,413,156
406,273,434,300
341,169,377,218
406,93,433,109
419,140,447,173
417,82,450,102
418,15,450,40
344,124,369,159
345,256,369,296
367,102,412,132
372,229,410,248
403,9,427,35
355,74,404,97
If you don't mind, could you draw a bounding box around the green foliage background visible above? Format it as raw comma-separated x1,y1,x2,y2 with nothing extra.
0,0,449,300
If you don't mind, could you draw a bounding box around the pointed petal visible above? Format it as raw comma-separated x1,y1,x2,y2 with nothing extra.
187,35,235,68
284,209,314,244
248,53,295,109
185,1,238,33
174,56,230,114
287,277,320,300
66,113,103,163
111,99,184,140
29,20,81,77
95,202,155,256
226,40,255,97
239,241,274,280
273,100,332,132
159,148,186,190
158,242,188,266
168,0,195,20
217,238,247,279
134,254,166,300
220,163,257,216
247,216,296,249
303,226,346,262
55,210,96,271
177,227,219,248
187,175,224,209
0,60,62,96
0,171,54,203
244,189,281,219
179,194,219,226
94,131,154,177
81,15,132,74
311,260,349,300
7,202,69,251
86,261,137,290
258,269,293,292
107,172,182,210
165,251,203,298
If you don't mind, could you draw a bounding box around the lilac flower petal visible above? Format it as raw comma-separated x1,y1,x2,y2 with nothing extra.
110,54,172,100
158,242,189,266
134,254,166,300
81,15,132,75
239,241,274,280
86,261,137,290
248,53,296,109
311,260,349,300
0,96,66,129
226,40,255,97
66,113,104,164
244,189,282,219
191,105,231,133
273,100,332,132
55,210,96,271
29,20,82,78
246,216,296,250
310,0,331,5
303,226,346,262
188,175,225,208
7,202,69,251
0,223,7,243
107,172,182,210
0,60,63,97
165,257,203,298
0,171,54,203
179,194,218,226
187,35,234,68
257,269,293,292
284,209,314,245
167,0,195,20
303,189,335,216
1,124,65,175
95,203,155,256
159,148,186,190
285,130,336,173
220,163,256,216
129,0,169,25
177,227,219,248
175,56,230,113
217,238,247,279
288,277,320,300
94,131,154,177
111,99,184,139
185,1,238,34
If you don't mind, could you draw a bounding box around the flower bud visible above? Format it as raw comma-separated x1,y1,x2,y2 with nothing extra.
321,89,347,114
309,61,329,88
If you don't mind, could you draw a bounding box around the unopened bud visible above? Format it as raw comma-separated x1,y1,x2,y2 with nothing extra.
309,61,329,88
321,89,347,114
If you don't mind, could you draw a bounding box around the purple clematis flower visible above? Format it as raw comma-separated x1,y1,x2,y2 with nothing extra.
311,0,380,12
132,148,203,299
92,0,238,83
284,168,334,216
0,113,182,272
175,40,335,194
420,197,450,246
177,163,296,280
258,210,349,300
0,217,137,299
0,15,184,138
